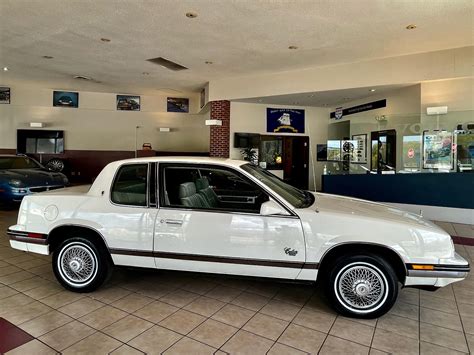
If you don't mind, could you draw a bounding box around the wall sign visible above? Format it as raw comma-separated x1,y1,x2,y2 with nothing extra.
0,87,10,104
334,107,343,120
330,99,386,119
423,130,453,170
267,108,305,133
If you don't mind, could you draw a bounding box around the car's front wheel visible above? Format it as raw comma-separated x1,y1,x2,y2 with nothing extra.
325,254,398,318
53,237,110,292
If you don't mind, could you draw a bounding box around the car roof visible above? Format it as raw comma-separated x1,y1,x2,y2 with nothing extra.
113,156,248,168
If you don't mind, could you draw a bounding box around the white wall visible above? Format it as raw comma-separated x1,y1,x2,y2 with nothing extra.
230,102,329,191
0,84,210,152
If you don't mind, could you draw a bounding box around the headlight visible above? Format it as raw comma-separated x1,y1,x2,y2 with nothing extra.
8,179,22,187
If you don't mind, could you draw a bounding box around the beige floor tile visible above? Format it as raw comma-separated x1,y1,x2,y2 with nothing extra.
453,223,473,237
5,339,57,355
420,294,459,315
368,349,390,355
0,270,36,285
103,314,154,342
279,323,326,353
218,277,252,290
420,322,469,353
110,344,145,355
260,299,301,321
435,221,456,235
3,300,52,325
230,291,269,311
341,315,377,328
183,295,225,317
211,304,255,327
111,293,154,313
273,286,313,306
79,304,128,330
16,258,49,270
268,342,307,355
128,325,182,354
420,307,463,331
58,297,104,318
461,314,474,335
303,294,337,315
180,280,218,295
22,284,63,300
293,307,336,333
0,293,34,312
188,318,238,348
243,312,288,340
458,302,474,318
62,332,122,354
454,288,474,305
377,313,419,340
163,337,216,354
319,335,370,355
221,329,274,355
420,341,468,355
0,265,22,277
39,320,96,351
159,309,205,335
134,300,179,323
422,285,455,300
388,299,419,321
466,333,474,352
372,328,419,355
159,289,200,307
0,285,19,299
9,277,46,292
205,284,242,302
19,309,73,337
88,285,131,304
41,290,84,309
246,282,280,298
329,317,374,346
398,289,420,305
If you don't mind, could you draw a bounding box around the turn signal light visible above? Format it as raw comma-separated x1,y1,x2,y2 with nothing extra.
411,264,434,270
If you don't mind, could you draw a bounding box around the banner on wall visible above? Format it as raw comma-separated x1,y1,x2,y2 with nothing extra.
266,108,305,133
330,99,386,119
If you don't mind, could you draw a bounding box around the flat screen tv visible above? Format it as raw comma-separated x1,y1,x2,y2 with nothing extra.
234,132,260,148
17,129,65,154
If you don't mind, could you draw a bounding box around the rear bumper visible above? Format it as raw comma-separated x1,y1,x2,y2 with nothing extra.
7,228,50,255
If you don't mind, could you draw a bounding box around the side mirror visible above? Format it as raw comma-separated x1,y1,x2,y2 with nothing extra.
260,200,290,216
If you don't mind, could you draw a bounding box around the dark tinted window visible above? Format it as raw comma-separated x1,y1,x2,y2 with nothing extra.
111,164,148,206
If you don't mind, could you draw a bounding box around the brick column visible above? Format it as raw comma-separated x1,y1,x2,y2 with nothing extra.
209,100,230,158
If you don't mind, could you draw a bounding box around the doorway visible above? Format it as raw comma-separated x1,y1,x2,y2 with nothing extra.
371,129,397,173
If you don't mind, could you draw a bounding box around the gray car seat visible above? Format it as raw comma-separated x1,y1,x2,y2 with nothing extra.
195,177,219,208
179,182,210,208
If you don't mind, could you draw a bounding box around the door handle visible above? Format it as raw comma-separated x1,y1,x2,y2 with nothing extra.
162,219,183,226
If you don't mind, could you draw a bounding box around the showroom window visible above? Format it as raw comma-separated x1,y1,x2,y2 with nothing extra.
111,164,148,206
160,164,269,213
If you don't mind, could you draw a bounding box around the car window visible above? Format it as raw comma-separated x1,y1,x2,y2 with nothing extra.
160,164,269,214
111,164,148,206
0,157,42,169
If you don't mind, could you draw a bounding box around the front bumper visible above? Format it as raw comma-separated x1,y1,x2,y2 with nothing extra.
1,185,65,203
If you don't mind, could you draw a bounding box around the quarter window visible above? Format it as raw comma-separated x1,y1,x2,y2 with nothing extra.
111,164,148,206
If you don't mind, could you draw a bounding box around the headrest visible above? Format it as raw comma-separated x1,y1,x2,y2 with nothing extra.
195,177,210,190
179,182,196,198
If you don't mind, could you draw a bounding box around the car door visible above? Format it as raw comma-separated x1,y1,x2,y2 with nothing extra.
154,163,306,279
103,162,158,268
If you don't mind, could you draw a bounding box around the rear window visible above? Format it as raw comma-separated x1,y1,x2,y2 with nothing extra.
111,164,148,206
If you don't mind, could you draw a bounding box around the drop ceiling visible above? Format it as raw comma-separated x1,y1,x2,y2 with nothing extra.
0,0,472,94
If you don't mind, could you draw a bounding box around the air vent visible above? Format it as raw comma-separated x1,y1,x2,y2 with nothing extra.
147,57,188,71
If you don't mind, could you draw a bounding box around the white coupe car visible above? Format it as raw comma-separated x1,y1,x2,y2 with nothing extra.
7,157,469,318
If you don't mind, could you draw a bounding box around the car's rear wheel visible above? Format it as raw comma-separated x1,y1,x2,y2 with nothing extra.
53,237,110,292
325,254,398,318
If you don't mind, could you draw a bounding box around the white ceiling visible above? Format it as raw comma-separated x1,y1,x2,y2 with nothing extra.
0,0,472,95
235,84,414,108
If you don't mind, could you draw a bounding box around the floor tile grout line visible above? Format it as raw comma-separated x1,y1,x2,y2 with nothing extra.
452,281,471,354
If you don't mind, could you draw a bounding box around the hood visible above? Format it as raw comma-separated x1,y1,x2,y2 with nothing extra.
312,192,441,230
0,169,67,187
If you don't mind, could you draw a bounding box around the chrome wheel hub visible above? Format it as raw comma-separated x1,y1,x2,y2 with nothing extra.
58,243,97,286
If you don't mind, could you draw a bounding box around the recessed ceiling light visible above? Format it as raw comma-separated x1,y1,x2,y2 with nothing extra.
42,55,54,59
369,88,376,92
100,38,111,42
205,61,213,65
406,24,417,30
186,12,198,18
3,67,8,71
288,45,298,50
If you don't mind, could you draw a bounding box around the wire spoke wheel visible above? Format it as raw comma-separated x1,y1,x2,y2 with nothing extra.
58,242,98,287
335,262,388,314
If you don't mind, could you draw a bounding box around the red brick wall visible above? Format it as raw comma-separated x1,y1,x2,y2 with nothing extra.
209,100,230,158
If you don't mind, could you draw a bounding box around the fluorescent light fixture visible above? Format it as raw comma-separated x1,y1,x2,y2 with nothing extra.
30,122,44,128
427,106,448,115
3,67,8,71
205,119,222,126
159,127,171,132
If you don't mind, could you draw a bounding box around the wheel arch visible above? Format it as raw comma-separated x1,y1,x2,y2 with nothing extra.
318,242,407,284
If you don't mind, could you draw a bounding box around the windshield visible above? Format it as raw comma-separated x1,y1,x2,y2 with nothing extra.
0,157,43,170
241,163,314,208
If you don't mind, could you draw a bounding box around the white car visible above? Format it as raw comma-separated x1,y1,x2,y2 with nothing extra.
7,157,469,318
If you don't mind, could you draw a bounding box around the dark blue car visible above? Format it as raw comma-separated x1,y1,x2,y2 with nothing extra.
0,155,68,204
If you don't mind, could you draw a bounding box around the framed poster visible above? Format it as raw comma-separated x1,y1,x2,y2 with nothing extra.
316,144,327,161
266,108,305,133
326,140,341,161
403,135,421,169
351,134,367,163
0,87,10,104
117,95,140,111
53,91,78,108
423,130,453,169
167,97,189,113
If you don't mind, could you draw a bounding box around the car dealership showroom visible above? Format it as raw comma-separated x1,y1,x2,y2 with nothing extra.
0,1,473,354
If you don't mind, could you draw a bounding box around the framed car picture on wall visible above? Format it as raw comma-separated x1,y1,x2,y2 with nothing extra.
0,87,10,104
117,95,140,111
53,91,79,108
167,97,189,113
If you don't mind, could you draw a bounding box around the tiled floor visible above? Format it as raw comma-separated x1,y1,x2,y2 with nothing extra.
0,209,473,354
